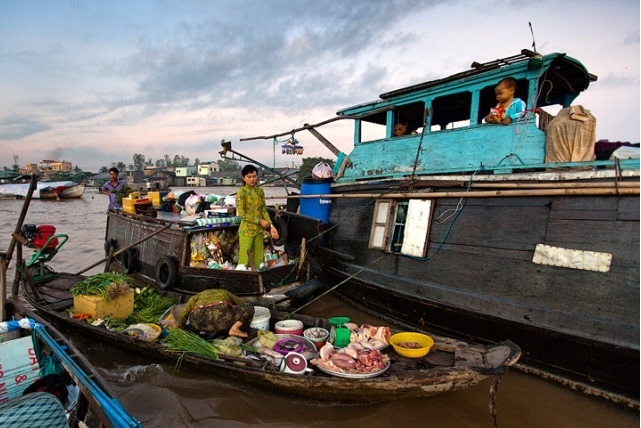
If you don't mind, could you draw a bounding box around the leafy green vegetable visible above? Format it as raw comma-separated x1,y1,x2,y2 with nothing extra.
103,315,129,332
129,286,176,324
71,272,134,300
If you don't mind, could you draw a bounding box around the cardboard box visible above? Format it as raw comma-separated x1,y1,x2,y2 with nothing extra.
147,191,161,207
73,289,134,319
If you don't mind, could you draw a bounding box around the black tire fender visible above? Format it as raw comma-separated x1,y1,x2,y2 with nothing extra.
155,256,178,290
104,239,117,257
272,216,288,246
121,248,137,274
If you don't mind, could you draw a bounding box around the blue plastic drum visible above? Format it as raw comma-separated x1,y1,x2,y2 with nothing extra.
300,178,333,224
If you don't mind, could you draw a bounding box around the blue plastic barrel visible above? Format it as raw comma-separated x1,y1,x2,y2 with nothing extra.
300,178,333,224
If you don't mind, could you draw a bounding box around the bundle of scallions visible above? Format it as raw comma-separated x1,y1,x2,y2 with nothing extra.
163,328,221,366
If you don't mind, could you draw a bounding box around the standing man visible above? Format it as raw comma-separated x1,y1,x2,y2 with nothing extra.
101,167,124,210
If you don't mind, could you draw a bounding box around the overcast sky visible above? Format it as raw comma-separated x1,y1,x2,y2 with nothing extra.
1,0,638,172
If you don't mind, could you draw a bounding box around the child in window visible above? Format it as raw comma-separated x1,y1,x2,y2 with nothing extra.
485,77,526,124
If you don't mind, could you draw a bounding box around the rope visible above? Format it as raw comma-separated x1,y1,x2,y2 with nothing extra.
287,253,387,316
31,328,63,376
410,110,430,180
489,373,503,428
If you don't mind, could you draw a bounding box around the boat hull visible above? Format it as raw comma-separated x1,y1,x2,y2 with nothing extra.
20,272,521,404
104,210,323,300
39,183,86,199
317,178,639,406
2,301,141,427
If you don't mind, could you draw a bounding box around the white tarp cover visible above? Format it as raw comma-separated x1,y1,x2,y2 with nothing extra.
544,105,596,163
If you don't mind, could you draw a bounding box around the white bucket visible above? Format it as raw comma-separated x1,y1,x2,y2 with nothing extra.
250,306,271,331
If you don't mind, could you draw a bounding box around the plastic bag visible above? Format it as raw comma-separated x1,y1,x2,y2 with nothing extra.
312,162,334,179
185,194,205,215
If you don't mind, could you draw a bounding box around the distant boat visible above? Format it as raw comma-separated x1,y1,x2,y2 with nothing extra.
0,181,85,200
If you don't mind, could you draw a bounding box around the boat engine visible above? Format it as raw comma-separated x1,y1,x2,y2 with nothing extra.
19,224,68,281
20,224,59,250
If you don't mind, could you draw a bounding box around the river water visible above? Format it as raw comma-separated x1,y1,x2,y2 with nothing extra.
0,187,637,427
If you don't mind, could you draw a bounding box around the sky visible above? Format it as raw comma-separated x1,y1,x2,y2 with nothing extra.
0,0,639,173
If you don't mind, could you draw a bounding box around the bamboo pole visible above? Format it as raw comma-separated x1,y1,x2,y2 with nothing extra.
468,181,639,189
75,222,172,275
265,186,639,200
6,174,38,263
0,253,6,321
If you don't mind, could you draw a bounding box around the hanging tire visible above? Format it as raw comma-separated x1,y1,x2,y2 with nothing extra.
104,239,117,257
272,216,288,246
155,256,178,290
121,248,137,274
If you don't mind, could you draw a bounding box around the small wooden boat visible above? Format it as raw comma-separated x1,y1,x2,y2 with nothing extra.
0,181,85,200
39,182,86,200
102,207,326,306
0,300,142,428
20,271,520,404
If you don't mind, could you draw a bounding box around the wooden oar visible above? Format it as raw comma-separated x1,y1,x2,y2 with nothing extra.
75,222,172,275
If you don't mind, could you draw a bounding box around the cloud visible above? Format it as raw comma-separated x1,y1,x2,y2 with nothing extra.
0,0,637,171
0,116,51,140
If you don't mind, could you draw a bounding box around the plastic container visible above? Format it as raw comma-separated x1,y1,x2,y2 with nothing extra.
303,327,329,351
299,177,333,224
147,191,161,207
274,319,304,336
250,306,271,331
388,332,434,358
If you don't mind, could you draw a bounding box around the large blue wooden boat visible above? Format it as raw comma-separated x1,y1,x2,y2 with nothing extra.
239,49,640,407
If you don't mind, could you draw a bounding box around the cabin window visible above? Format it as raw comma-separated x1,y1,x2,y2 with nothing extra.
430,91,472,131
369,200,392,249
394,101,426,136
361,119,387,142
369,199,434,257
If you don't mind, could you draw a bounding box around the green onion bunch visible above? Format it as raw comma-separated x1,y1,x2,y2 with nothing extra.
163,328,221,362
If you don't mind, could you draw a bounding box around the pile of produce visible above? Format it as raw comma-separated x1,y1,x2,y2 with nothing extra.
129,286,176,323
70,272,134,300
164,328,258,363
70,273,176,334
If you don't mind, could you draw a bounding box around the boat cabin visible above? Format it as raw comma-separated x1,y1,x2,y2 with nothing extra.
335,50,603,181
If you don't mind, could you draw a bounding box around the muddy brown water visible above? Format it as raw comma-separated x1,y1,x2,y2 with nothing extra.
0,187,637,427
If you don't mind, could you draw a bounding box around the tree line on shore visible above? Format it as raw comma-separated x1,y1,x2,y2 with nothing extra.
4,153,333,184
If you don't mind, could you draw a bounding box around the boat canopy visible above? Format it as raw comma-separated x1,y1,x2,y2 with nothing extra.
328,50,619,181
338,50,595,132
